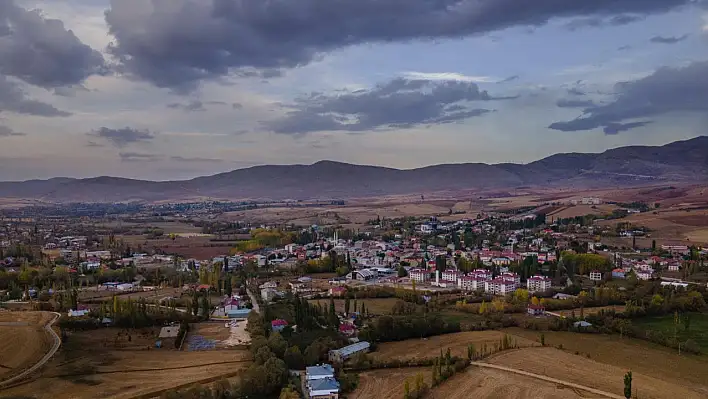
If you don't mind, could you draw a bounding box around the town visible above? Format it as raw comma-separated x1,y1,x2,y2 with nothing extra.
1,194,707,399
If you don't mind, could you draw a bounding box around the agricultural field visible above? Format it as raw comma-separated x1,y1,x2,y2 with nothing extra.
632,313,708,352
0,311,55,382
554,305,626,317
371,331,536,362
546,204,619,220
308,298,402,315
187,321,250,349
431,366,586,399
1,329,251,399
488,347,707,399
349,367,432,399
505,328,708,393
597,208,708,246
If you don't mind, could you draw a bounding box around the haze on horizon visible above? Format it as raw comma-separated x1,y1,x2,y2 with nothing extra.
1,0,707,181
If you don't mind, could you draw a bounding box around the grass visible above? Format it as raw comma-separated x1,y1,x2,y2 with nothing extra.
632,312,708,352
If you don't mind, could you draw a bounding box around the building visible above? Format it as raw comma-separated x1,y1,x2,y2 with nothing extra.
408,269,430,283
329,286,347,297
458,276,485,292
305,365,339,399
581,197,602,205
668,263,680,272
328,341,370,363
338,323,357,337
441,270,462,283
271,319,288,332
589,270,603,281
485,277,517,296
527,304,545,316
636,271,653,281
347,269,377,281
526,275,551,293
611,269,626,279
261,288,278,302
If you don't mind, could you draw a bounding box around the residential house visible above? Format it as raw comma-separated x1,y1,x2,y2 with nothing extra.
668,263,680,272
261,288,278,303
611,269,626,279
329,286,347,297
338,323,357,337
589,270,603,281
271,319,288,332
305,365,339,399
527,304,545,316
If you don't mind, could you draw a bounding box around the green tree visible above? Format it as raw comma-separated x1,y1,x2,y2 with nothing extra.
624,371,632,399
398,266,408,278
279,385,300,399
344,297,351,315
268,332,288,358
284,345,306,370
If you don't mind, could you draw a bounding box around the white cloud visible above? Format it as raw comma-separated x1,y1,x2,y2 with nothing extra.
401,72,497,83
702,14,708,31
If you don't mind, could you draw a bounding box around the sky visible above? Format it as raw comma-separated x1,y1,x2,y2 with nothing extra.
0,0,707,181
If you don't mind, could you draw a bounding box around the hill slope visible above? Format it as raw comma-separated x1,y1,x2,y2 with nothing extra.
1,137,707,202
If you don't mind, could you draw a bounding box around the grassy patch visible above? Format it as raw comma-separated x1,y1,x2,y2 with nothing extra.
632,312,708,352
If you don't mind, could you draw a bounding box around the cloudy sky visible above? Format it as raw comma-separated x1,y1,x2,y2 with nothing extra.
1,0,707,181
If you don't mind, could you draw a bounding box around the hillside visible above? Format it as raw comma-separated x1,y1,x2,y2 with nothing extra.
1,137,707,202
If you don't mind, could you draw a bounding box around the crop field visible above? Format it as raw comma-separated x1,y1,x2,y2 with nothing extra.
0,311,55,382
632,313,708,352
1,335,251,399
431,366,586,399
308,298,402,315
505,328,708,393
488,347,707,399
349,367,432,399
371,331,536,362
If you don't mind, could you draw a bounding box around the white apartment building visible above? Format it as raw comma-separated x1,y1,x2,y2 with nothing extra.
485,277,517,296
458,276,485,291
589,270,603,281
409,269,430,282
441,270,462,283
526,275,552,293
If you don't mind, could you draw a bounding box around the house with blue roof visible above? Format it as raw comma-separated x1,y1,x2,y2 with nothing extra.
328,341,370,363
305,364,339,398
305,364,335,380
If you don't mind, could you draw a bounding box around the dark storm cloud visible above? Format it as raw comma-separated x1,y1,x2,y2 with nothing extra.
89,127,155,147
0,75,71,116
650,34,689,44
104,0,703,89
264,77,506,134
119,152,162,162
0,0,106,88
170,156,224,163
556,99,598,108
603,121,652,134
0,124,24,137
549,61,708,133
564,14,645,30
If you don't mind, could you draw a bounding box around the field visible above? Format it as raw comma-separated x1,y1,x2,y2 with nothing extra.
187,321,251,349
597,208,708,246
505,328,708,393
431,366,586,399
555,305,626,317
1,327,251,399
546,204,618,220
349,367,432,399
308,298,401,315
78,287,185,304
0,311,55,382
488,347,707,399
371,331,536,362
632,313,708,352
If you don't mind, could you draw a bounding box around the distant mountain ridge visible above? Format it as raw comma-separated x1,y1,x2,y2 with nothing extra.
1,137,707,203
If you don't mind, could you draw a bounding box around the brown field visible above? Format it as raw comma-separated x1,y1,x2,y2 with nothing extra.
308,298,401,315
349,367,432,399
431,366,587,399
371,331,536,362
597,208,708,245
1,330,251,399
488,347,707,399
546,204,618,220
0,311,55,382
78,287,185,303
555,305,625,317
505,328,708,394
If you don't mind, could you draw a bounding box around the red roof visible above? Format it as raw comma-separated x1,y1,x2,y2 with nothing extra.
197,284,211,290
271,319,288,327
339,324,356,332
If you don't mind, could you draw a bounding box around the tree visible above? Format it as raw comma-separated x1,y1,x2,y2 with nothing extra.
284,346,305,370
398,266,408,278
268,332,288,358
539,333,545,346
684,313,691,332
344,297,351,315
624,371,632,399
200,295,211,319
279,385,300,399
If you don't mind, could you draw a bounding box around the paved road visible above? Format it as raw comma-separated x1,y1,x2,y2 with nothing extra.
470,362,624,399
0,312,62,388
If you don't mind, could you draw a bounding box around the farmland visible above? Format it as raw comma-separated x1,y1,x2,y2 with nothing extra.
349,367,432,399
371,331,536,362
431,366,586,399
632,312,708,352
308,298,402,315
488,347,707,399
505,328,708,391
0,311,55,382
554,305,626,317
0,328,251,399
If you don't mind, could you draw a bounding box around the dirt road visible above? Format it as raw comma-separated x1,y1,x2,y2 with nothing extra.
0,312,61,388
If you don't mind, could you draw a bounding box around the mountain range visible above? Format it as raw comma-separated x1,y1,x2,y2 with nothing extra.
1,137,707,203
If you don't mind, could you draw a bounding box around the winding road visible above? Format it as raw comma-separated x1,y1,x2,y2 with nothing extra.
0,311,62,389
470,362,624,399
